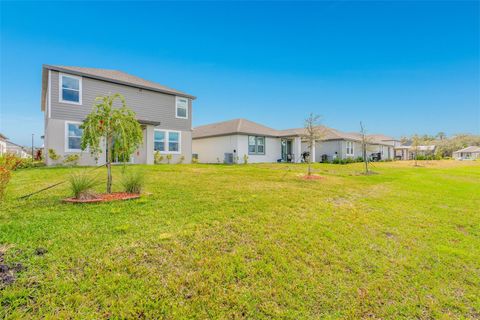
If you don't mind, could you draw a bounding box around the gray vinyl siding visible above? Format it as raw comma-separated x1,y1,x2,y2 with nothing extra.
49,71,192,131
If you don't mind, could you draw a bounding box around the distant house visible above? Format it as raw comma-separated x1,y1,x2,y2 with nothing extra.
0,133,7,155
192,118,396,164
6,141,31,158
453,146,480,160
41,65,195,166
192,119,289,164
394,144,436,160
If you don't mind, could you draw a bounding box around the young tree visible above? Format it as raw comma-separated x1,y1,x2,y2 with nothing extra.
360,121,371,174
304,113,324,176
411,134,421,166
81,94,143,193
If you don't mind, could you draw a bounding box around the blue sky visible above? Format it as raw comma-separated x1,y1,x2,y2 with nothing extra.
1,1,479,146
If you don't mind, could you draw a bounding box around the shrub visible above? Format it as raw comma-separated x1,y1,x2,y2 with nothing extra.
0,166,11,201
63,154,80,166
166,154,173,164
48,149,61,161
0,154,25,170
68,173,98,200
243,154,249,164
191,157,198,164
177,155,185,164
121,171,144,194
154,151,164,164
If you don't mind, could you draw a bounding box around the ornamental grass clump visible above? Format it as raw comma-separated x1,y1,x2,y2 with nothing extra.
0,166,11,200
68,173,98,200
121,171,144,194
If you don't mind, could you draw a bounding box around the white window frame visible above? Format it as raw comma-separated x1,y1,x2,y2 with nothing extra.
65,121,83,153
175,96,188,119
154,129,181,154
59,73,82,105
154,130,166,152
346,141,354,156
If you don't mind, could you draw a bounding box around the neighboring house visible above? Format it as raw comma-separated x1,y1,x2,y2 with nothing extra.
6,141,31,158
394,144,436,160
0,133,7,155
192,118,396,163
192,119,286,163
453,146,480,160
41,65,195,166
366,134,400,161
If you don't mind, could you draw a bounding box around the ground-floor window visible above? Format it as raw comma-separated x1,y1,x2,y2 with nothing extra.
346,141,354,156
154,130,181,153
248,136,265,155
65,121,83,152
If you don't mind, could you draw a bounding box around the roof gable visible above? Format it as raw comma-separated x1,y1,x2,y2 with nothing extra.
193,119,280,139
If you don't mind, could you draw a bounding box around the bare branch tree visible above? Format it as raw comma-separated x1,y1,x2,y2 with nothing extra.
360,121,370,174
304,113,324,176
411,134,421,167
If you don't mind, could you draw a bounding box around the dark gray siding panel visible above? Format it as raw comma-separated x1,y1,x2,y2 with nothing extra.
50,71,192,131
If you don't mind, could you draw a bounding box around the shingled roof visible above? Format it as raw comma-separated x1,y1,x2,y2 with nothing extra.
193,118,395,145
193,119,280,139
454,146,480,153
41,65,195,111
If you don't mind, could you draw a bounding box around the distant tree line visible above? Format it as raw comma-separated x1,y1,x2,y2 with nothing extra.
400,133,480,158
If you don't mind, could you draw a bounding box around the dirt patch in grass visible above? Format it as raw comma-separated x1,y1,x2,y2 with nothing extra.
0,246,23,289
63,192,140,203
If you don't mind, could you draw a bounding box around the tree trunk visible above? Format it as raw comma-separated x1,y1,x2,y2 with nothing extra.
307,141,312,176
363,142,369,174
106,138,112,193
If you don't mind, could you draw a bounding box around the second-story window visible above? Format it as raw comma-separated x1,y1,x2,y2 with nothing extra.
176,97,188,119
60,73,82,104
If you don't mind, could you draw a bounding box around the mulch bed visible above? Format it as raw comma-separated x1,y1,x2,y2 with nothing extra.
300,174,324,180
63,192,141,203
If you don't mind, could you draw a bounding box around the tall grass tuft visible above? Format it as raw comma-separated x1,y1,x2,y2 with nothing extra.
68,172,98,199
121,171,144,194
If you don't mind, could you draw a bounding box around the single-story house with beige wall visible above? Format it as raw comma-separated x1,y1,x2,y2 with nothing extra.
453,146,480,160
0,133,7,155
6,141,31,158
192,118,396,164
394,144,436,160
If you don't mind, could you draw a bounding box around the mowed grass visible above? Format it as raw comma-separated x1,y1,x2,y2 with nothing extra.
1,161,479,319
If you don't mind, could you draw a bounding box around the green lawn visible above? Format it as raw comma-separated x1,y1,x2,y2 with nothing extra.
1,161,479,319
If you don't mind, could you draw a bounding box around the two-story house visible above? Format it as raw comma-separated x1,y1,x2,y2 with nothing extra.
41,65,195,166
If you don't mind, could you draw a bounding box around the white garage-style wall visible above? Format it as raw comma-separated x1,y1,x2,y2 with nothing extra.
236,135,282,163
192,135,238,163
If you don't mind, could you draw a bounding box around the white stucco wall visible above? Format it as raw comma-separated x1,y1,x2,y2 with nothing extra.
193,135,283,164
0,140,6,155
192,135,238,163
236,135,282,163
314,140,343,162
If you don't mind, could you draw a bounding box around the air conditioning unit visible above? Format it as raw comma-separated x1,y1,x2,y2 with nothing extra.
224,153,234,164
